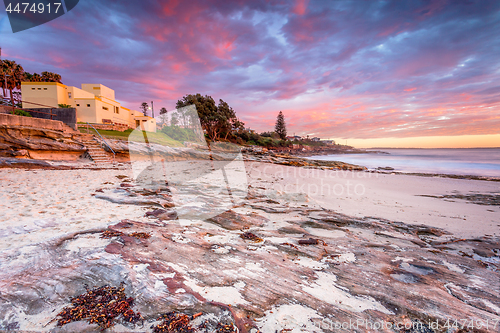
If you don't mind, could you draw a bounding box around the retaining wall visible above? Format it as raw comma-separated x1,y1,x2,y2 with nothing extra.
0,113,71,132
27,108,77,130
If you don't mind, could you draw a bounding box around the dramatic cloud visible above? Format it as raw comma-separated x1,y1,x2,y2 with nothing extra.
1,0,499,141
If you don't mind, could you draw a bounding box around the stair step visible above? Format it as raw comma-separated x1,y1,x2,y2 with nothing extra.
81,138,113,165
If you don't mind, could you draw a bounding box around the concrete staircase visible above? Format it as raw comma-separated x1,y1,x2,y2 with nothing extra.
81,137,113,165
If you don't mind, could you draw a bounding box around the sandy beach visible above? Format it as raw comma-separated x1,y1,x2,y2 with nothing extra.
0,161,499,332
247,163,500,238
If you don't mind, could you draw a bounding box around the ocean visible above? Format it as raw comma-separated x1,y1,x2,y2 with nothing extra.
307,148,500,177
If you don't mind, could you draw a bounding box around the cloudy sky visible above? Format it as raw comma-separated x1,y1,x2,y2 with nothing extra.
1,0,499,147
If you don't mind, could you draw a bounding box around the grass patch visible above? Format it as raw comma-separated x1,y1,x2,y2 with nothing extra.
79,128,184,147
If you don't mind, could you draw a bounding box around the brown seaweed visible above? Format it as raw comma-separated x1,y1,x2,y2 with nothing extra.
240,232,263,242
53,284,142,330
100,229,151,239
152,312,195,333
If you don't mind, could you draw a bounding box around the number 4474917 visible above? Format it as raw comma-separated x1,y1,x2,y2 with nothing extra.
5,2,62,14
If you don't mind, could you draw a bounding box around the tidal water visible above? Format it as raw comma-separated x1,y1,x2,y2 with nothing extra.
308,148,500,177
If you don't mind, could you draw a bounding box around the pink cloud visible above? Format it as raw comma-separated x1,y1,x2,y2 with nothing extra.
2,0,498,143
293,0,309,15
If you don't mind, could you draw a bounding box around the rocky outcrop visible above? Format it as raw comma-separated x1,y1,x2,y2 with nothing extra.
2,178,497,332
244,150,367,170
107,139,239,162
0,157,74,170
0,123,90,160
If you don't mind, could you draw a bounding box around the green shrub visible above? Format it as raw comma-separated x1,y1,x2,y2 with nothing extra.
257,137,273,147
12,109,32,117
161,125,198,142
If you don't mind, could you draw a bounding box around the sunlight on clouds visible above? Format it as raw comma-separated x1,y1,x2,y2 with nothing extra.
334,134,500,149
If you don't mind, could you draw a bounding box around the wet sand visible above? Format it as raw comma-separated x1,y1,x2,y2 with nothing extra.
246,162,500,238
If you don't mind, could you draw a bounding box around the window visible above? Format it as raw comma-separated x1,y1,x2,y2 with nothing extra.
87,104,90,107
44,88,47,90
68,92,72,98
76,104,80,107
102,106,109,111
38,88,41,90
31,88,35,90
114,106,119,114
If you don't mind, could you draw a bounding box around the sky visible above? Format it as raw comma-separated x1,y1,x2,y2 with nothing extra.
1,0,500,148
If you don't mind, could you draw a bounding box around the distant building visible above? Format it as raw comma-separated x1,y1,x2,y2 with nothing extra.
286,135,302,141
322,140,335,145
21,82,156,132
311,137,321,142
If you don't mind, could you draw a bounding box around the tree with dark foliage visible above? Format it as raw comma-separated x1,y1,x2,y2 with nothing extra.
176,93,244,141
274,111,287,140
140,102,149,116
1,60,25,106
40,71,62,83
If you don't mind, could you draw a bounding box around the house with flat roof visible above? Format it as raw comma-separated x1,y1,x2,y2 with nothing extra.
21,82,156,132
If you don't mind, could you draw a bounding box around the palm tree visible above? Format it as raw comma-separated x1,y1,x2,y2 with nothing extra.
0,62,6,99
25,72,43,82
1,60,25,106
41,71,62,83
0,60,11,99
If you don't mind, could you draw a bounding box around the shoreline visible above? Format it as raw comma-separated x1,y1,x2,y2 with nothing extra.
2,151,500,183
245,161,500,239
242,151,500,182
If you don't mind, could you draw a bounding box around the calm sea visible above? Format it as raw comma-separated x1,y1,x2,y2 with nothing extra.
307,148,500,177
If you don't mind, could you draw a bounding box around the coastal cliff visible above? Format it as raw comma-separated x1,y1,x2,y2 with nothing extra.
0,113,88,160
